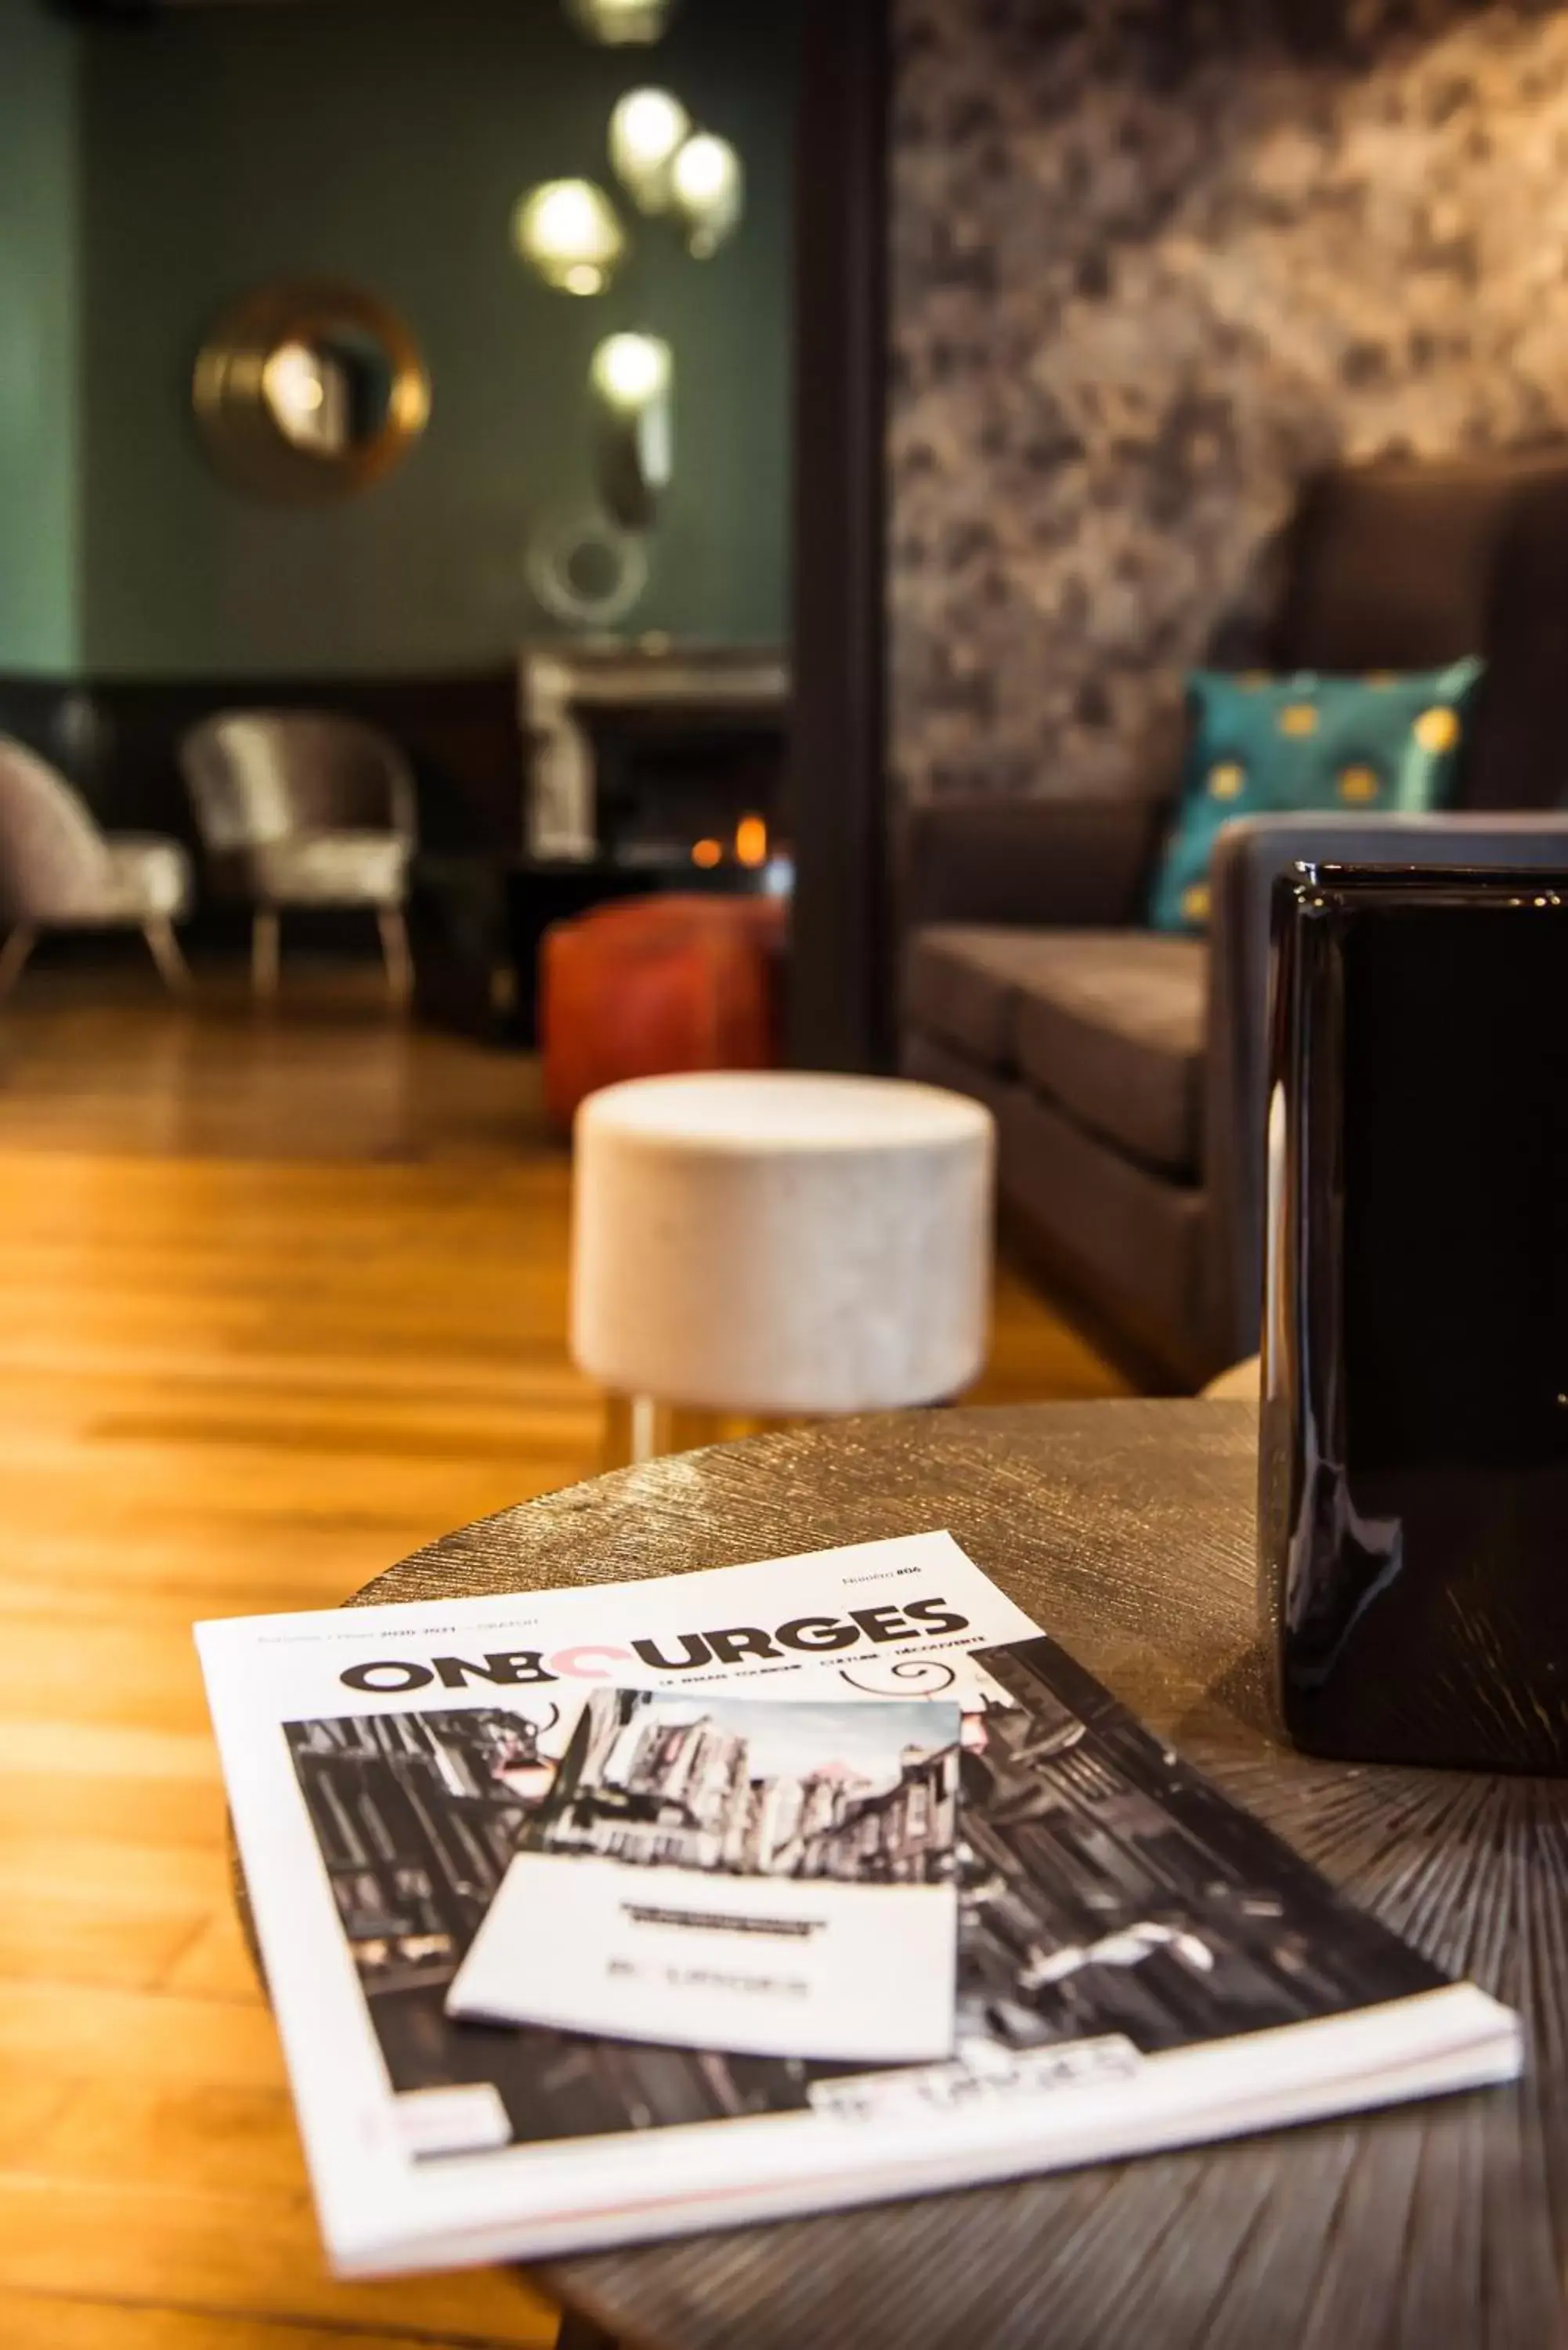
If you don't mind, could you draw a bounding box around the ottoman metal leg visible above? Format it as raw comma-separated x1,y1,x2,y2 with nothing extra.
628,1394,662,1465
601,1392,806,1469
601,1394,681,1468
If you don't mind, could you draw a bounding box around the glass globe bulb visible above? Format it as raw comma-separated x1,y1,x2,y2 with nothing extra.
590,334,673,527
669,132,742,257
591,331,673,409
512,179,626,295
609,87,691,212
566,0,676,44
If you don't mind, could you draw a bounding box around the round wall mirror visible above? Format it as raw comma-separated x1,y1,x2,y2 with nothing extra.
193,282,430,503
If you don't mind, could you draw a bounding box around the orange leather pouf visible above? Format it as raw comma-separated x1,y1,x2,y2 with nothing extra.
540,892,788,1129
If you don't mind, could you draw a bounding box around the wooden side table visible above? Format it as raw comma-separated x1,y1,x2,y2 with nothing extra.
325,1400,1566,2348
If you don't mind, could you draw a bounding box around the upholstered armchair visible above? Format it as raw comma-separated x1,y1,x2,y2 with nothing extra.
179,711,416,1002
0,734,192,996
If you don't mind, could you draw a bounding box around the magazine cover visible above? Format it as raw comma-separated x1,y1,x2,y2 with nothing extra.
197,1530,1521,2276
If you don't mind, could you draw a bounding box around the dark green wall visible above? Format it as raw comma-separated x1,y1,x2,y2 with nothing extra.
78,0,795,676
0,0,80,674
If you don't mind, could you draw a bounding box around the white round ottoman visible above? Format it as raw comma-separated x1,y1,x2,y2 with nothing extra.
571,1072,995,1454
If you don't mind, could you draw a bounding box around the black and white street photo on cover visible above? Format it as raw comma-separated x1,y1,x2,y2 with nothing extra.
530,1687,961,1885
285,1700,576,1994
950,1639,1440,2056
280,1639,1443,2159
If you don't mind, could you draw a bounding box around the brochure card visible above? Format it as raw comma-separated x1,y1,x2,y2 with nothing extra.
449,1691,963,2060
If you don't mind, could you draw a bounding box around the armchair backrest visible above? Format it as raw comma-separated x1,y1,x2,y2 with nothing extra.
180,711,417,851
1274,450,1568,810
0,735,113,922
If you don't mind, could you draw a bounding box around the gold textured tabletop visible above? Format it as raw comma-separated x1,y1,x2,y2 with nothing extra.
350,1399,1565,2350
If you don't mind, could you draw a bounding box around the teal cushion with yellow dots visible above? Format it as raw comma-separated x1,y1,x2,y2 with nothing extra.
1147,657,1484,935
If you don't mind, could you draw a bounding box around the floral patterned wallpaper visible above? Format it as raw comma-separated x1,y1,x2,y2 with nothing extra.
889,0,1568,802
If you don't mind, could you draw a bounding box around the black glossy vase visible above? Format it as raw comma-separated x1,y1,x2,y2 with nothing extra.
1260,863,1568,1772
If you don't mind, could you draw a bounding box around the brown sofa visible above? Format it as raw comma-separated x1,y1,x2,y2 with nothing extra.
901,455,1568,1389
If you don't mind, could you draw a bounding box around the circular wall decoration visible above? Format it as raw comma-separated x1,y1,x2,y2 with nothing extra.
525,508,651,627
193,281,430,504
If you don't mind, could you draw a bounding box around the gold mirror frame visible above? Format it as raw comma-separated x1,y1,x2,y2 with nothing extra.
193,281,431,504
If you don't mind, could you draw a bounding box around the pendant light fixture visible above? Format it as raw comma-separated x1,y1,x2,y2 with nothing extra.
590,332,674,529
608,87,691,213
512,179,626,297
566,0,677,44
669,132,743,258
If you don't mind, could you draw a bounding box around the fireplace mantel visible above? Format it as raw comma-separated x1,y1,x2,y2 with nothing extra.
520,638,789,859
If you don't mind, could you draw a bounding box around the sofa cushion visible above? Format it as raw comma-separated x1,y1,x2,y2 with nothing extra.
1277,454,1568,675
998,1082,1211,1384
901,1026,1016,1126
102,835,193,922
907,924,1206,1177
1148,661,1480,935
245,831,410,908
903,924,1064,1068
1010,932,1206,1177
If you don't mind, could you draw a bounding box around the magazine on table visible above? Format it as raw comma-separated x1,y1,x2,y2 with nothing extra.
197,1530,1521,2278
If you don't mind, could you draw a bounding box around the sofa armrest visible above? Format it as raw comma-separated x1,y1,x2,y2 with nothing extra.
1202,812,1568,1371
901,794,1170,931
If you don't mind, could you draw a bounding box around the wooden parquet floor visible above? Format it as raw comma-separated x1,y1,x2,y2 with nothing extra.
0,967,1126,2350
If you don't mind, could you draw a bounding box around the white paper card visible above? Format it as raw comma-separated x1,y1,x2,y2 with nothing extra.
447,1689,963,2062
392,2083,514,2157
